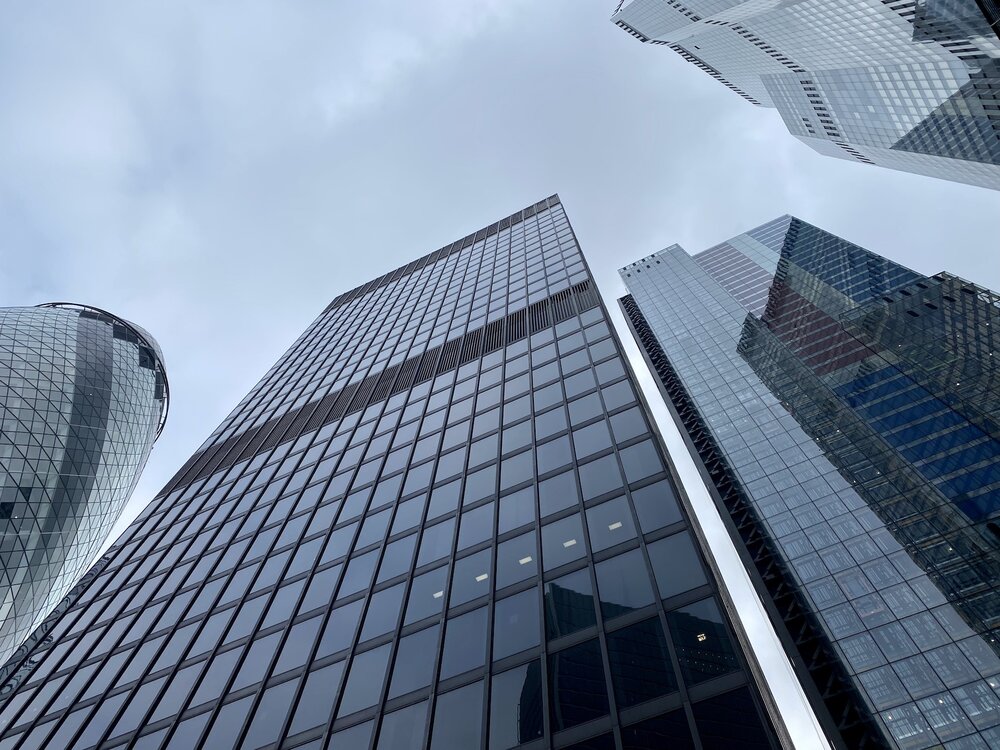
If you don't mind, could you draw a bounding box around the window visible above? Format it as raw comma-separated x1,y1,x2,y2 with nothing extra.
440,607,489,679
490,662,544,749
538,470,578,518
288,661,344,735
541,514,586,571
450,549,492,607
430,681,483,750
388,624,440,698
666,598,740,685
360,583,406,641
647,532,707,600
595,550,655,620
544,568,596,639
377,700,428,750
578,454,623,500
607,618,677,707
548,639,609,730
337,643,391,717
493,589,540,660
630,480,682,533
496,531,537,589
404,565,448,625
586,496,637,552
498,486,534,533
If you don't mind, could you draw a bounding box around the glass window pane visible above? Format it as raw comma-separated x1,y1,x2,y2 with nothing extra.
377,700,428,750
572,420,613,459
489,661,544,749
541,514,586,571
536,435,572,475
417,518,456,567
430,681,484,750
586,496,637,552
388,624,440,699
337,643,392,717
329,719,374,748
377,534,417,583
274,616,323,674
607,618,677,708
595,550,656,620
544,568,597,640
204,694,253,745
692,687,772,750
631,480,682,533
242,678,298,749
317,599,363,658
493,589,540,661
441,607,489,679
620,709,695,750
619,440,663,484
360,582,406,642
647,532,707,600
458,502,495,550
666,598,740,685
338,549,378,598
496,531,537,589
405,565,448,625
498,486,534,533
450,549,493,607
538,470,578,517
578,454,623,500
548,638,610,730
288,661,344,735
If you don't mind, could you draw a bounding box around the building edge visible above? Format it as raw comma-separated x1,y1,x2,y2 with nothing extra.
618,293,889,750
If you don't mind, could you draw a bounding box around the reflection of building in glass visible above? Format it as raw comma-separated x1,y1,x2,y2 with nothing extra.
0,304,168,667
621,216,1000,749
612,0,1000,190
0,198,784,749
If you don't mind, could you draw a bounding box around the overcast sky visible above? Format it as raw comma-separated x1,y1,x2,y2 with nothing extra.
2,1,999,746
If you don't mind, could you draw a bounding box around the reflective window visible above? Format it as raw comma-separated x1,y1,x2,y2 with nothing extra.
648,532,707,600
430,681,484,750
666,598,740,685
541,514,586,571
607,618,677,707
441,607,489,679
496,532,537,589
337,643,392,717
630,480,682,533
288,661,344,735
377,700,428,750
595,549,656,620
586,496,637,552
388,625,440,699
548,638,610,730
493,589,540,660
489,661,544,749
544,568,597,640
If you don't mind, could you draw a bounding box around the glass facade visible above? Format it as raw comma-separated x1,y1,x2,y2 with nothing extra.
0,197,781,750
620,216,1000,750
0,304,168,668
612,0,1000,190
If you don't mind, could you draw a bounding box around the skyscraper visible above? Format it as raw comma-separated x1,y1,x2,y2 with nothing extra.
0,304,168,668
611,0,1000,190
620,216,1000,750
0,197,785,750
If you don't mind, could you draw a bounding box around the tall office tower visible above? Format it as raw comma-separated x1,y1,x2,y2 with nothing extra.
0,197,786,750
620,216,1000,750
0,304,168,668
611,0,1000,190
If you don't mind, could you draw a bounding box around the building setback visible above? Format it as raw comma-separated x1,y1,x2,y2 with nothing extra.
0,304,168,667
620,216,1000,750
612,0,1000,191
0,197,784,750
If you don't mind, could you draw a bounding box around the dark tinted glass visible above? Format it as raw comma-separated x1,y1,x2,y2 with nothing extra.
621,709,696,750
548,638,610,730
586,495,637,552
493,589,540,660
377,699,428,750
388,624,439,699
288,661,344,735
337,643,391,717
595,549,655,620
630,480,682,533
666,598,740,685
544,568,596,640
647,532,707,600
607,618,677,707
430,681,483,750
489,661,544,749
693,687,772,750
440,607,488,679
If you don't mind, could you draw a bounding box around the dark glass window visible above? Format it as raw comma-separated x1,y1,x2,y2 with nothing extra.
692,687,773,750
377,700,428,750
274,615,323,674
489,661,544,749
544,568,597,639
666,598,740,685
377,534,417,583
493,588,540,660
619,440,662,484
565,733,616,750
607,618,677,707
630,480,682,533
329,719,374,747
417,518,456,566
388,624,440,699
430,681,483,750
548,638,610,730
317,599,364,658
450,548,492,606
572,420,613,459
595,549,656,620
586,495,637,552
233,631,281,691
647,532,707,600
338,549,378,598
621,709,695,750
500,450,534,490
337,643,392,717
360,582,406,641
496,531,538,589
498,486,534,533
242,678,298,749
404,565,448,625
568,393,603,426
458,502,495,550
440,607,489,679
463,465,497,506
541,513,586,571
204,694,253,745
578,454,623,500
538,470,578,517
288,661,344,735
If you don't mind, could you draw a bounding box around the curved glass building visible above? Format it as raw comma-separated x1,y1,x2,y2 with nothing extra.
0,303,168,666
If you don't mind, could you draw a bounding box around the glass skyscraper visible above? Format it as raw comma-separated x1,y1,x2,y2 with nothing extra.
0,304,168,669
611,0,1000,190
620,216,1000,749
0,197,782,750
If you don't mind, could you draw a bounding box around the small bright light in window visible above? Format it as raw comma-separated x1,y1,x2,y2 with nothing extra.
563,538,577,548
608,521,623,531
518,556,533,565
432,591,444,599
475,573,489,582
696,633,707,642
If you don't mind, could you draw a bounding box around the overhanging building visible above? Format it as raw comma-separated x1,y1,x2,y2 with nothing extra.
620,216,1000,749
612,0,1000,190
0,198,784,750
